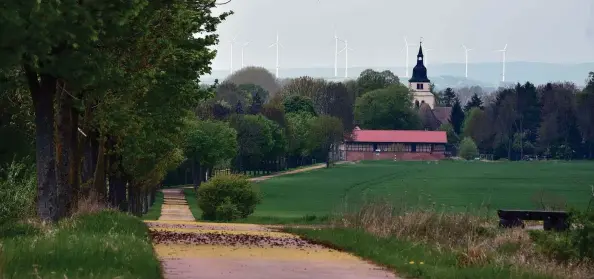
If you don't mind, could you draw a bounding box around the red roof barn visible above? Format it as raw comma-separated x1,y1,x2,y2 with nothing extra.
340,127,448,161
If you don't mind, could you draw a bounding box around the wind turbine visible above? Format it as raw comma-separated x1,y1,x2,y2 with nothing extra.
462,44,473,78
240,42,249,68
268,31,284,78
338,38,354,78
229,36,237,74
496,44,508,82
334,31,341,78
402,37,417,77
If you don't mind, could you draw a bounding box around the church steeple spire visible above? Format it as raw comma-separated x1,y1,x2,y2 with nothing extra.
408,37,435,109
409,39,430,83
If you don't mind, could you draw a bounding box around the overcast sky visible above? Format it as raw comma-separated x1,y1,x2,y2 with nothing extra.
210,0,594,71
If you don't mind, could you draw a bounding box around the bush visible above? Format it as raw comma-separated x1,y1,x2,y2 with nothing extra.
197,174,260,221
0,160,36,225
530,208,594,263
569,208,594,261
215,197,241,221
459,137,478,160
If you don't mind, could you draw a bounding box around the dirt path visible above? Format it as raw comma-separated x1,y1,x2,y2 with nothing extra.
146,188,398,279
248,163,327,183
182,164,328,189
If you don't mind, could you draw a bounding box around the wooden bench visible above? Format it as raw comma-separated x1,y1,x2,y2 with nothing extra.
497,209,570,231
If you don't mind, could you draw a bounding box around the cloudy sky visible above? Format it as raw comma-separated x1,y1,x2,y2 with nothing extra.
211,0,594,71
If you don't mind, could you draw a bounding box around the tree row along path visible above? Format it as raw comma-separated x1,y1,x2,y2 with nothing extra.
146,190,399,279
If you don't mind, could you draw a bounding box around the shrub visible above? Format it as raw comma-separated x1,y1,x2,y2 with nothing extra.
215,197,241,221
197,174,260,221
0,160,36,225
459,137,478,160
529,209,594,263
568,208,594,261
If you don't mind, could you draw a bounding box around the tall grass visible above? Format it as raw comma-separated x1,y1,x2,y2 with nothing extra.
0,160,36,225
333,199,593,279
0,210,162,279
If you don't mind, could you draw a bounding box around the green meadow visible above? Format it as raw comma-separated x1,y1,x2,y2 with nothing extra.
252,160,594,219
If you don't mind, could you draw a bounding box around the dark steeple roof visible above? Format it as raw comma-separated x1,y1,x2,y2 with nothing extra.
409,42,430,83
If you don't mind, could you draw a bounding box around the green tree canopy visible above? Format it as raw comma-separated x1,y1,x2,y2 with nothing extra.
463,107,491,150
307,115,344,168
283,95,316,116
355,69,400,96
464,93,483,112
450,98,465,135
230,114,275,168
185,119,238,189
354,84,421,130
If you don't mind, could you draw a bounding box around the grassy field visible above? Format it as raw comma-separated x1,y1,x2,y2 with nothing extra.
0,211,161,279
253,160,594,219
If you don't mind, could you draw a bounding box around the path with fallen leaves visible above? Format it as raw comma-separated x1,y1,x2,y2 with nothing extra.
146,188,398,279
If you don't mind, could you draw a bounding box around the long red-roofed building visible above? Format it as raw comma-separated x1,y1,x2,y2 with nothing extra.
341,127,448,161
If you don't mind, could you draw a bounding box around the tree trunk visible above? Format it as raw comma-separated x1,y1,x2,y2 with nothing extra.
326,147,331,168
80,105,96,187
28,72,59,222
201,167,207,182
507,138,512,160
93,136,107,201
208,166,214,181
151,188,156,206
142,189,148,214
191,158,202,190
128,184,140,216
108,163,126,211
56,86,80,218
127,184,133,214
70,111,82,211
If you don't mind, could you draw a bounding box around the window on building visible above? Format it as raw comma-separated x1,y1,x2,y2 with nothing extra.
346,143,374,152
416,83,424,90
389,143,412,152
433,144,445,152
416,144,432,153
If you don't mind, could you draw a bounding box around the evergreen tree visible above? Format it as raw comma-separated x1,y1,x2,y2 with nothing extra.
249,93,263,115
464,93,483,112
450,98,465,135
441,88,457,107
235,100,244,114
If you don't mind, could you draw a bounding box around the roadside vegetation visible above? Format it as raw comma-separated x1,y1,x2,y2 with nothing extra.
289,197,594,279
142,191,164,221
1,210,161,279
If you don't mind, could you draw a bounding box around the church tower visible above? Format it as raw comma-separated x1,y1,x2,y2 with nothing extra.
408,42,435,109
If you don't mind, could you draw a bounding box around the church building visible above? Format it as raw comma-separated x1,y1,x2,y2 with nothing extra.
409,42,452,129
339,41,452,162
409,43,436,109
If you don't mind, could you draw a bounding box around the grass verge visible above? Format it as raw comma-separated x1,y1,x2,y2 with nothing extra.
183,188,202,220
142,190,164,220
0,210,162,279
237,214,330,225
288,228,553,279
183,186,329,225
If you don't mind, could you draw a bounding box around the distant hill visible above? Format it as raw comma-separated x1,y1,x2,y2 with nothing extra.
201,62,594,90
